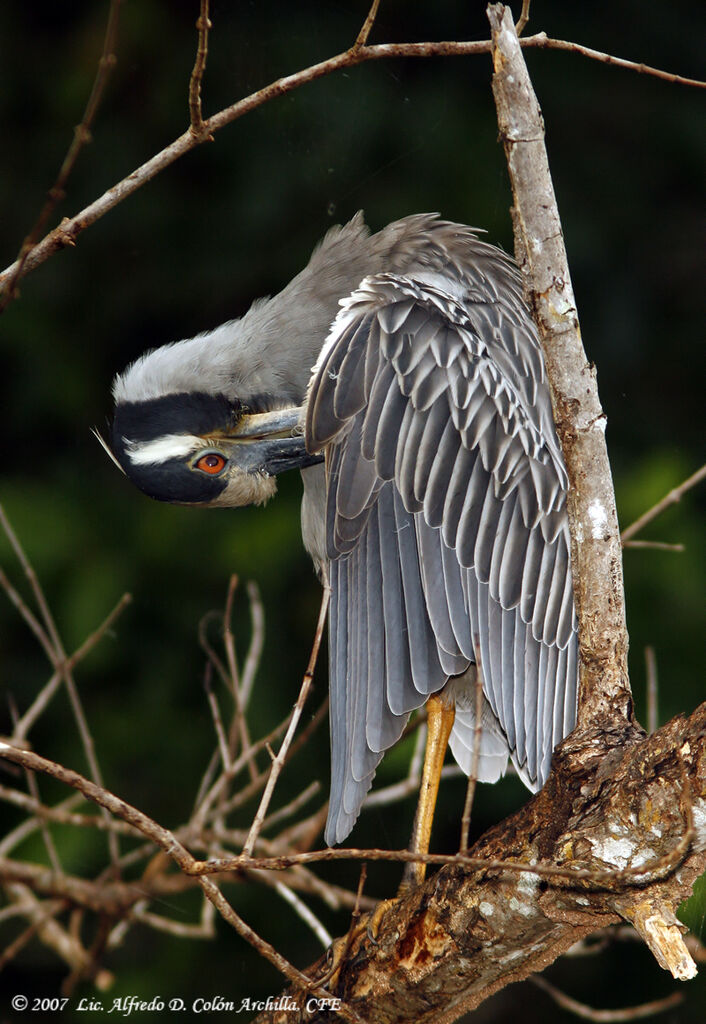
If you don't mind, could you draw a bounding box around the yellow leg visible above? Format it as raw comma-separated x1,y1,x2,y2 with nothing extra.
401,694,456,891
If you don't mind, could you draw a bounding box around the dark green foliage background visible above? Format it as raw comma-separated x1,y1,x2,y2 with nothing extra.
0,2,704,1020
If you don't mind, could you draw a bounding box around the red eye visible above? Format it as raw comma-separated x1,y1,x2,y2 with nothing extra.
195,453,227,475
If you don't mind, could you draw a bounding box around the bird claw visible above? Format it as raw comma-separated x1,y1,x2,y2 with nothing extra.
365,896,400,944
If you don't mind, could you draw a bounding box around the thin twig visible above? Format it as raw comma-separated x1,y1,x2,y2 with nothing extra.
132,907,215,940
645,647,658,736
354,0,381,49
0,507,125,866
190,714,289,827
240,580,264,709
281,694,329,766
198,603,259,785
13,593,132,741
0,793,85,857
189,0,212,135
242,584,330,857
23,768,62,873
259,780,321,834
521,34,705,89
0,505,64,656
364,725,426,808
272,880,333,948
622,540,684,553
531,975,683,1022
0,0,123,310
515,0,531,36
313,864,368,991
0,784,138,836
363,764,463,809
460,653,484,853
196,877,364,1024
222,573,241,698
2,32,702,297
223,575,258,781
203,663,231,773
0,891,71,973
621,463,706,543
3,882,113,988
0,564,56,665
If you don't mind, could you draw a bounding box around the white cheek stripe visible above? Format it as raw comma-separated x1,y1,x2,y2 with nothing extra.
124,434,203,466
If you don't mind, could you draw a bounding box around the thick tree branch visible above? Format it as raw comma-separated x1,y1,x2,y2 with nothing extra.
248,704,706,1024
489,3,632,731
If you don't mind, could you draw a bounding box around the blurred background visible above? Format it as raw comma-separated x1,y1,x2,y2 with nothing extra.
0,1,704,1020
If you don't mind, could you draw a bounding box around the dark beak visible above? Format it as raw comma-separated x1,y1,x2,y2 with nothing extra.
224,407,323,475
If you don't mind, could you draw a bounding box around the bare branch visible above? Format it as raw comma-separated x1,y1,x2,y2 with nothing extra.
521,34,706,89
203,664,232,773
0,784,138,836
621,463,706,543
460,644,485,852
240,580,265,708
531,975,683,1022
259,781,321,834
0,0,123,310
354,0,381,49
272,880,333,948
196,877,365,1024
5,726,699,891
223,576,258,782
363,724,426,809
0,794,85,857
242,583,329,857
131,907,215,940
622,540,685,553
13,593,132,741
0,893,66,972
645,646,659,735
189,0,212,136
515,0,531,36
222,574,241,698
2,29,701,298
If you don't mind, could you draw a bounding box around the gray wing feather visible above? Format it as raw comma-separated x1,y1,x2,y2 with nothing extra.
307,266,578,844
365,503,407,752
376,484,422,717
392,488,447,698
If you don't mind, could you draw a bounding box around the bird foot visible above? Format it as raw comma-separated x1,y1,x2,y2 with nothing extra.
365,895,401,944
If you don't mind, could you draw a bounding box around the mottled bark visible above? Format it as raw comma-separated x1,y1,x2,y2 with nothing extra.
254,705,705,1024
489,4,631,731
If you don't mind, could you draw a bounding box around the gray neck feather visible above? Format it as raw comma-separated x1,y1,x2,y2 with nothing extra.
112,213,514,407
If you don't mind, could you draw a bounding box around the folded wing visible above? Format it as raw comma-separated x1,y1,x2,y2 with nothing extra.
305,271,578,845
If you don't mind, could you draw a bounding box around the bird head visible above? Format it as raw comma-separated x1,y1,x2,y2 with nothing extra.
103,389,319,508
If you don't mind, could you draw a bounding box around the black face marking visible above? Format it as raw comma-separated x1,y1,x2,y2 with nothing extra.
109,392,234,504
112,392,236,447
120,455,229,505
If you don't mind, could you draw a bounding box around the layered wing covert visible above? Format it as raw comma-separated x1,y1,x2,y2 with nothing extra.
306,269,578,845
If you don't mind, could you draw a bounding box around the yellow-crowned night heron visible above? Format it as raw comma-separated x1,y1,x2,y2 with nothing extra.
106,214,577,878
